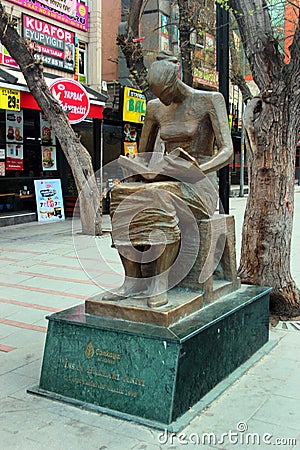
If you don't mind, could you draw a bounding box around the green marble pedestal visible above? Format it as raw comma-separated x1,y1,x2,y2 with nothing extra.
29,285,271,430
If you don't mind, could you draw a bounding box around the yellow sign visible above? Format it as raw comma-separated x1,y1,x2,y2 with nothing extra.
0,88,20,111
193,67,218,87
123,86,146,123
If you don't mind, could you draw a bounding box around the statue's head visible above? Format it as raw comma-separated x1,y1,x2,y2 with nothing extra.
148,51,179,105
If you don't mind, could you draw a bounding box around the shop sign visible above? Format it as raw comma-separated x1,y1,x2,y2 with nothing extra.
123,87,146,124
37,0,76,18
0,88,20,111
23,15,76,73
6,0,88,32
34,179,65,222
193,67,218,88
3,47,18,68
49,78,90,124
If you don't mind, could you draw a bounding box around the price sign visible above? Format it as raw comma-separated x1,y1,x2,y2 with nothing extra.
0,88,20,111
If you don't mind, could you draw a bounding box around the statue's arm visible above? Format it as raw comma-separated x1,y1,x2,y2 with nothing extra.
138,101,159,153
200,93,233,174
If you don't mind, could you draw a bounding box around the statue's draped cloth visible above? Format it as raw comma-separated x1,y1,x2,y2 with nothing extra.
109,152,218,247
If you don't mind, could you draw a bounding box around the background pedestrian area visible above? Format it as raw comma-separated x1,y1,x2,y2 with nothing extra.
0,194,300,449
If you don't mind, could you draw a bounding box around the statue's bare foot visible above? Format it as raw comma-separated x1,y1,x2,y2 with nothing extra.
147,293,168,308
101,291,127,301
102,280,148,302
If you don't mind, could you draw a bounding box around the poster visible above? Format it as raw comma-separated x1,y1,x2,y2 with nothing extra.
160,14,169,51
34,179,65,222
0,161,5,176
40,113,57,170
161,35,169,51
40,114,56,146
124,142,138,157
41,146,57,171
6,110,23,143
6,144,24,171
6,110,24,171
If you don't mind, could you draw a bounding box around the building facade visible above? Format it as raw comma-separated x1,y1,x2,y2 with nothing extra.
0,0,107,219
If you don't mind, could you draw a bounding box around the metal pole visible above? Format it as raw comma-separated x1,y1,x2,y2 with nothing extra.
216,2,230,214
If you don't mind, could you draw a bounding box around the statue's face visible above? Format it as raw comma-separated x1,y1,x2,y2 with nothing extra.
150,82,176,106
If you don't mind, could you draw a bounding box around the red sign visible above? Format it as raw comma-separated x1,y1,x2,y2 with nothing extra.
49,79,90,124
6,157,24,171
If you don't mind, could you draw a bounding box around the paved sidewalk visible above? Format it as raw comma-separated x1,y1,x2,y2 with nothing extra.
0,193,300,449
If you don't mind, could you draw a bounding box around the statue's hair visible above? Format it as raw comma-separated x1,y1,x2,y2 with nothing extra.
148,52,178,89
156,50,178,64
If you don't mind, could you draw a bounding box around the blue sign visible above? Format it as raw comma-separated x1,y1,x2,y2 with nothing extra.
34,179,65,222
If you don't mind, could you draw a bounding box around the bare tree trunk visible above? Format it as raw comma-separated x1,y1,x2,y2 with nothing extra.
0,3,101,235
240,95,300,317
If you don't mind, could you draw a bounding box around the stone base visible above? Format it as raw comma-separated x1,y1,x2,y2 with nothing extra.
29,285,271,430
86,279,241,327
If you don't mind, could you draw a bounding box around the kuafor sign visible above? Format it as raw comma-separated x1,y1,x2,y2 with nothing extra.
49,79,90,124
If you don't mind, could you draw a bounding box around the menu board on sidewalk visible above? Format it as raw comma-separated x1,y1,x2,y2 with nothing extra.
34,179,65,222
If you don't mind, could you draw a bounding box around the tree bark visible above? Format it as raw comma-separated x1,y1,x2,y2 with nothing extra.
241,95,300,317
0,3,101,235
227,0,300,317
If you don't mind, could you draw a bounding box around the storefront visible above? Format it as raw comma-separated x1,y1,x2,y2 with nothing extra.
0,73,106,219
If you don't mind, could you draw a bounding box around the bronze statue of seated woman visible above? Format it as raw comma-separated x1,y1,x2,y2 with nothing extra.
103,51,233,308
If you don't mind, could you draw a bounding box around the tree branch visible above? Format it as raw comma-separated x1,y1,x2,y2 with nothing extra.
227,0,284,92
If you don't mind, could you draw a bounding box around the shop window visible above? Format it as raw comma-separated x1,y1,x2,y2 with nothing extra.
73,118,93,160
0,109,60,179
77,42,87,83
103,123,122,166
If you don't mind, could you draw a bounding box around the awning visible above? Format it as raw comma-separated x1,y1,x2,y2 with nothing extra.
0,67,107,119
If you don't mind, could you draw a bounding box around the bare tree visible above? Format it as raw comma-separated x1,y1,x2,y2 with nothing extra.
0,2,101,235
226,0,300,317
